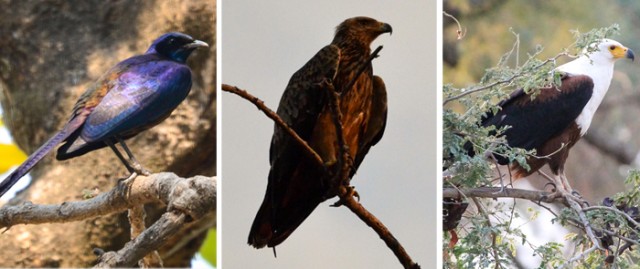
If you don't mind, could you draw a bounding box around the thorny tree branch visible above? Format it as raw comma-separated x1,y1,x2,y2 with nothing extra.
443,52,570,105
223,46,420,269
0,173,216,268
471,197,501,269
444,185,640,267
443,187,564,204
442,11,466,40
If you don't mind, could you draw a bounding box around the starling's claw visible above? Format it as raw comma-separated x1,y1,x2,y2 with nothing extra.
131,162,151,176
123,172,139,184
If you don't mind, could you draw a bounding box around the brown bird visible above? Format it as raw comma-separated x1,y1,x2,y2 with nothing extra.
248,16,392,249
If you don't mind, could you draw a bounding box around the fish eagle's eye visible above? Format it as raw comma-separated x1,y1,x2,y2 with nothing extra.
609,45,616,51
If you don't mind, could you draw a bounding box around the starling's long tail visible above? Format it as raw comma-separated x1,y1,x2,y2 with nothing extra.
0,121,81,197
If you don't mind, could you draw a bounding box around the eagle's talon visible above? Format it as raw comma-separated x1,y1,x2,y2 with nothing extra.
544,182,557,193
571,190,582,199
331,199,345,207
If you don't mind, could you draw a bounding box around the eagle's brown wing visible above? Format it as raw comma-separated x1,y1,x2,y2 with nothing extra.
249,45,340,248
352,75,387,174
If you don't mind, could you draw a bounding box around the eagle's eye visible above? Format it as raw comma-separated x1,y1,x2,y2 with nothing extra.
609,45,616,51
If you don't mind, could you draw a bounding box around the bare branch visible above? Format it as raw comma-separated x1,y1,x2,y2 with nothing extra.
0,173,215,267
338,186,420,269
94,211,187,268
128,205,162,268
0,173,216,228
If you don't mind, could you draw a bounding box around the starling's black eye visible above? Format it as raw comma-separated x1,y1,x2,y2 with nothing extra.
168,38,175,45
609,45,616,51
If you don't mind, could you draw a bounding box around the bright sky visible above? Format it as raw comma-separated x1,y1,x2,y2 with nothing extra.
221,1,436,268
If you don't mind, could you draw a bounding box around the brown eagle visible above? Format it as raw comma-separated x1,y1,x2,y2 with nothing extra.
248,17,392,249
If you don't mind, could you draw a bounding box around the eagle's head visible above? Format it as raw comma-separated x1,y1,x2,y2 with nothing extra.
333,17,392,47
587,39,634,63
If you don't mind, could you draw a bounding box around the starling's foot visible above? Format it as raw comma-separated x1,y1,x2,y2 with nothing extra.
130,162,151,176
123,172,139,184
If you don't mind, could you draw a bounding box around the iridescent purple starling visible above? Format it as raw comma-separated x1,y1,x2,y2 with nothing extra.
0,32,208,197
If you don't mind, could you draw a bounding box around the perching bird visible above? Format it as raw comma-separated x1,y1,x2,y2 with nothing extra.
248,17,392,249
475,39,634,192
0,32,208,197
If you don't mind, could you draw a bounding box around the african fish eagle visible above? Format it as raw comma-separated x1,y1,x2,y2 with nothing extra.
479,39,634,192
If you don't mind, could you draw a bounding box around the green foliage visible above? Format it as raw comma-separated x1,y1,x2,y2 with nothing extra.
533,242,564,268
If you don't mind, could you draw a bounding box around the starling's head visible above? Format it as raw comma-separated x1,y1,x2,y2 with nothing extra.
333,16,392,47
147,32,209,63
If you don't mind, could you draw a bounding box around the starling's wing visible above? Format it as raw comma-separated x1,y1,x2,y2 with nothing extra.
57,56,192,159
249,45,340,248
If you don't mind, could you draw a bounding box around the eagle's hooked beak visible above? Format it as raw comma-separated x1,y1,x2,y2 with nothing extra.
626,48,635,62
380,23,393,35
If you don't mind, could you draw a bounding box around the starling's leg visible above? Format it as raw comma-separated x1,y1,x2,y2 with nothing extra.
117,137,151,176
106,139,136,174
106,139,140,182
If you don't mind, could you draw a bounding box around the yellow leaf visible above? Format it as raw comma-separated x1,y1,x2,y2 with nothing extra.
199,228,216,267
0,143,26,174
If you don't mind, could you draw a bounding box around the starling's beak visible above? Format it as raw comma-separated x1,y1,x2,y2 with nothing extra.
186,39,209,49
